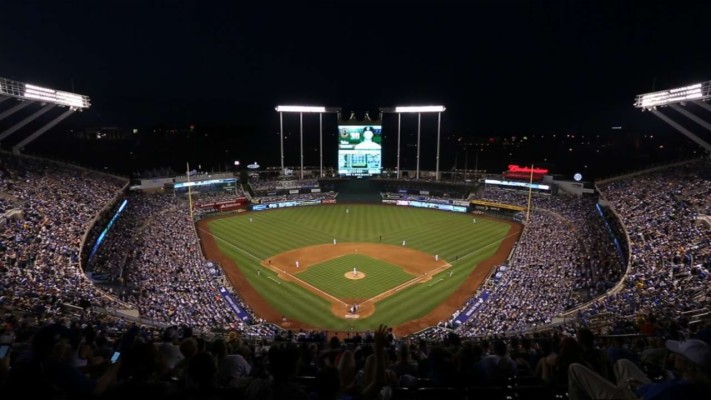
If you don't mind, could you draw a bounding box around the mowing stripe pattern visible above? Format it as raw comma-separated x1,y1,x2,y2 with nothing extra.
206,205,512,330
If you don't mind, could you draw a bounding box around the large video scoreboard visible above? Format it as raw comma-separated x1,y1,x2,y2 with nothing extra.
337,125,382,176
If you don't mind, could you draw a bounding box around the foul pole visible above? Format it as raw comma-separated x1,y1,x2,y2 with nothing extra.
526,164,534,224
186,162,194,220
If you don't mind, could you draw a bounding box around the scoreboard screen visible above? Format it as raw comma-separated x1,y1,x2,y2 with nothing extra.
337,125,382,176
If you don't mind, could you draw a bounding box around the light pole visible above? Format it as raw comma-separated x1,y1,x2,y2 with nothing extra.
397,113,401,179
389,106,446,180
279,112,284,173
474,145,479,181
395,106,446,180
464,145,468,181
436,111,442,180
416,112,421,179
299,112,304,179
275,106,338,179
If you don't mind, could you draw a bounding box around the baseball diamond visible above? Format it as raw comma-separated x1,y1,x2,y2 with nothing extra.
197,204,521,335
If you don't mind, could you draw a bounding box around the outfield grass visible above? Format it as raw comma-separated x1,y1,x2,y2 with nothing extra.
205,204,512,330
297,254,415,299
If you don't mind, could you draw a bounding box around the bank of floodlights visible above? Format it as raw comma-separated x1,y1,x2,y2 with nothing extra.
0,77,91,153
275,105,340,179
634,81,711,153
381,105,446,180
395,105,446,113
275,106,326,113
634,82,711,110
0,77,90,109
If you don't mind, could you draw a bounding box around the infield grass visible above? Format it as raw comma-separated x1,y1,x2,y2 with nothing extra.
204,204,513,331
297,254,415,299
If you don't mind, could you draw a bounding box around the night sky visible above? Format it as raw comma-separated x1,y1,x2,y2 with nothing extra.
1,0,711,176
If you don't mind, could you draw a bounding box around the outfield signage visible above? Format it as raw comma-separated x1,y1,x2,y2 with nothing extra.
435,204,467,212
267,201,296,209
251,199,324,211
388,199,466,213
409,201,437,209
174,178,237,189
484,179,551,191
470,199,525,212
195,198,248,212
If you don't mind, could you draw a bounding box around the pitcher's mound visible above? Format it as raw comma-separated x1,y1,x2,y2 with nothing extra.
344,271,366,280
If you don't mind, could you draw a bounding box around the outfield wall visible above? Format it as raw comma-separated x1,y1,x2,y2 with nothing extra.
470,199,525,222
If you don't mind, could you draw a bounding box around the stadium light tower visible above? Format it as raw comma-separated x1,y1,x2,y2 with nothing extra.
634,82,710,109
275,105,339,179
382,105,446,180
634,81,711,153
0,77,90,153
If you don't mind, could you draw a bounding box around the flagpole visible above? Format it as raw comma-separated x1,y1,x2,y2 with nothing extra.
186,162,194,220
526,163,534,224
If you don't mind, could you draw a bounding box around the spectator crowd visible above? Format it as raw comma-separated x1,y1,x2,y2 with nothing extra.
1,153,710,399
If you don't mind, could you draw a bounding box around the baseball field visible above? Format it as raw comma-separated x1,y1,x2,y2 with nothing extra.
197,204,521,335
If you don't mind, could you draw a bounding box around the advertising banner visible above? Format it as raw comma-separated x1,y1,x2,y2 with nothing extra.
219,287,252,322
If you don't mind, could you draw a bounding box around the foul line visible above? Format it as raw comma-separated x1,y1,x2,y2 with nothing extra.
359,229,521,307
198,227,263,262
198,227,348,307
360,263,452,305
